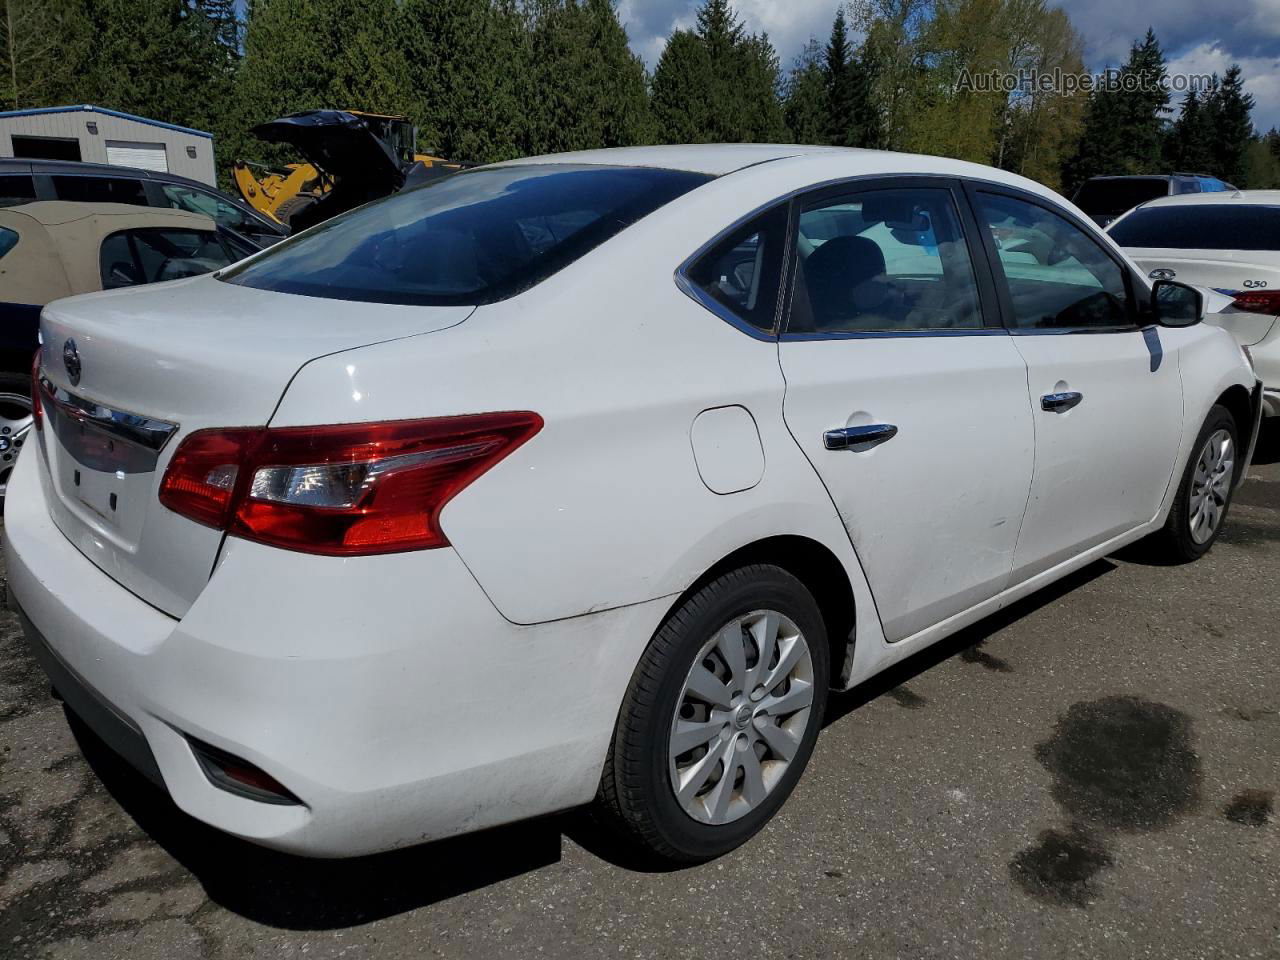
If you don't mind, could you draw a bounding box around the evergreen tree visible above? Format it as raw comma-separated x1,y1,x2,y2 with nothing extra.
1165,88,1214,173
1062,29,1170,193
1210,64,1255,185
823,8,877,147
783,39,827,145
401,0,528,162
0,0,88,109
524,0,653,155
651,0,787,144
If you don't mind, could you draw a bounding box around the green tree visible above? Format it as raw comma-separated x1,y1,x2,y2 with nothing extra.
401,0,528,162
1209,64,1255,185
783,39,827,144
523,0,653,155
0,0,88,109
651,0,787,143
1062,29,1170,192
823,7,878,147
1165,88,1215,173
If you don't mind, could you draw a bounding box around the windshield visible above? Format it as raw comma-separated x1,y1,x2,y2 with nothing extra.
1073,178,1169,216
1109,205,1280,250
221,164,712,305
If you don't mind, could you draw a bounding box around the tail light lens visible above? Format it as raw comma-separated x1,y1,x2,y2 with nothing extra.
159,413,542,556
31,348,43,432
1229,290,1280,315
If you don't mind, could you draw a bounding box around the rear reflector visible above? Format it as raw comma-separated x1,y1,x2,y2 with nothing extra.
1229,289,1280,315
159,413,542,555
188,738,302,806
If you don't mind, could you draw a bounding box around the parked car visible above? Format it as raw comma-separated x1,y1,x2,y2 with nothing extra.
1108,190,1280,417
6,146,1261,863
0,201,260,496
1072,173,1235,227
0,158,288,247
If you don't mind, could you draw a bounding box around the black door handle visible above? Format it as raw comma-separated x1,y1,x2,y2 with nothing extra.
824,424,898,450
1041,391,1083,413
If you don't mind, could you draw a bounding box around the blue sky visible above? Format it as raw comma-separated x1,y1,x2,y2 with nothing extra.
616,0,1280,129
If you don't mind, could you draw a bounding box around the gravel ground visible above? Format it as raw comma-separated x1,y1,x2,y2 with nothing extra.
2,428,1277,960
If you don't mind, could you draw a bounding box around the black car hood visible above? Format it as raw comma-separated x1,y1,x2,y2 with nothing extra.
250,110,406,192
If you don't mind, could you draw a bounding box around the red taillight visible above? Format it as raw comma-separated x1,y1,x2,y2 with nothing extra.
159,413,542,556
31,349,43,432
1230,290,1280,315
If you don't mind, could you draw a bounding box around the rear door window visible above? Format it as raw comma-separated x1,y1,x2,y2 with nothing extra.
100,228,238,289
1109,205,1280,250
0,175,36,207
1073,179,1169,217
159,182,258,234
52,175,149,206
0,226,18,258
788,186,984,333
221,164,712,305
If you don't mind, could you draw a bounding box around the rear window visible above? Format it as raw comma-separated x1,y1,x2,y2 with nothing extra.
0,175,36,207
52,175,148,206
1073,178,1169,216
221,164,712,305
1108,205,1280,251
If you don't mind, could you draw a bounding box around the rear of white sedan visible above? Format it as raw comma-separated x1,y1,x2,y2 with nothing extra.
1108,191,1280,415
6,146,1260,863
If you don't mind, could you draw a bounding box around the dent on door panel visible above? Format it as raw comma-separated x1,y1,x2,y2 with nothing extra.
690,405,765,494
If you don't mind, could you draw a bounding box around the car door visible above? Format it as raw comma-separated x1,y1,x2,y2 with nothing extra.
967,186,1184,582
777,178,1035,642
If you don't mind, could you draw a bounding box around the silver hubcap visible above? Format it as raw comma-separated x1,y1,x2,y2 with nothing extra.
1189,428,1234,544
0,391,33,497
668,610,814,825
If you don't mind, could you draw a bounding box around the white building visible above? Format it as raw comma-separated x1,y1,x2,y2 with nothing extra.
0,105,216,185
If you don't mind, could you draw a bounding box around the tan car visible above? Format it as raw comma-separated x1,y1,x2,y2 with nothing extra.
0,201,258,496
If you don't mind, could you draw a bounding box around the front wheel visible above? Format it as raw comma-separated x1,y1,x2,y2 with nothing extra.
1147,404,1240,562
597,564,829,862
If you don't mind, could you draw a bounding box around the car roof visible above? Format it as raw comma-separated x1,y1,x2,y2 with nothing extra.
1135,190,1280,209
490,144,858,176
488,144,1062,194
0,200,213,229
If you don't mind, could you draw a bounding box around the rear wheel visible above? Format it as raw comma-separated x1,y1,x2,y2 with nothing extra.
597,564,829,862
0,372,34,501
1148,404,1239,562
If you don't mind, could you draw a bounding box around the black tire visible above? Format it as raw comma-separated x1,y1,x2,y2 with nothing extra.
274,192,319,228
0,371,34,502
597,564,830,863
1146,403,1240,562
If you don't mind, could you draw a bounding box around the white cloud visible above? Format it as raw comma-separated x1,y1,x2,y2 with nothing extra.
1167,42,1280,130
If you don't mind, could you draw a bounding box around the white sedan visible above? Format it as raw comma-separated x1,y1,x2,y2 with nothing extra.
1108,190,1280,417
6,146,1262,862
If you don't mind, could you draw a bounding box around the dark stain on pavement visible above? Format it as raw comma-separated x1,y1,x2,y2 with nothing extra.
959,639,1013,673
1009,824,1113,908
1034,696,1200,831
887,685,927,709
1224,789,1273,827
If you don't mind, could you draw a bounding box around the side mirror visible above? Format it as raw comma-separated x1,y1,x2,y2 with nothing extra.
1150,279,1203,327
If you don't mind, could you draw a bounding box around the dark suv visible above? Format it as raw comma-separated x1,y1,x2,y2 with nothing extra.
0,158,287,246
1071,174,1236,228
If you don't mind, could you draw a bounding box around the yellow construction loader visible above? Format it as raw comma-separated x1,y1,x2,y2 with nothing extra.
233,110,468,231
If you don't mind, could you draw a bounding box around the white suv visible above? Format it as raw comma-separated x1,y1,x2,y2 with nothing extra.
6,146,1261,862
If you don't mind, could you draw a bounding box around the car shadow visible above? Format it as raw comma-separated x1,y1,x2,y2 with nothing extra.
64,559,1121,924
823,559,1117,727
68,713,564,930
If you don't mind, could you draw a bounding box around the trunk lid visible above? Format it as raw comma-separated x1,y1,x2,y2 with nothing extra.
1126,249,1280,346
35,274,471,617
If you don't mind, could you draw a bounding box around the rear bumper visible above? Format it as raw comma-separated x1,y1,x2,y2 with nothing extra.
4,447,666,857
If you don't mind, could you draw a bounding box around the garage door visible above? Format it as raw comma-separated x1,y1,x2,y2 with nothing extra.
105,141,169,173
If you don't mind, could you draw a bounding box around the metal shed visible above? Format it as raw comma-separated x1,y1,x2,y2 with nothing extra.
0,105,215,186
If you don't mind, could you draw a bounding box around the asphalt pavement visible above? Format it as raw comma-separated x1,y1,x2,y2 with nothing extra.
2,427,1277,959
